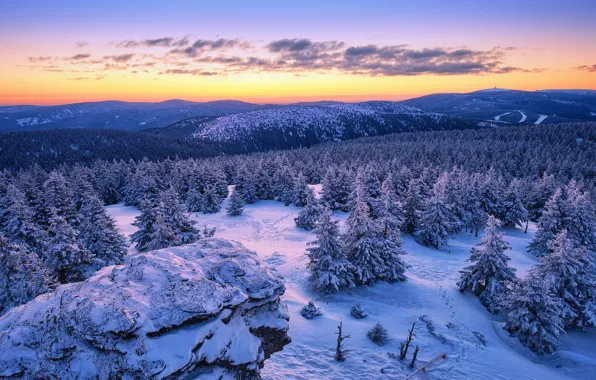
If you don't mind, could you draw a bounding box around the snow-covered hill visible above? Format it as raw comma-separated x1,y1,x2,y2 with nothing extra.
168,101,493,151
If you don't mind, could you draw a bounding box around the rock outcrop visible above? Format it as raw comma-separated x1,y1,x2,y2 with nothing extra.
0,239,290,379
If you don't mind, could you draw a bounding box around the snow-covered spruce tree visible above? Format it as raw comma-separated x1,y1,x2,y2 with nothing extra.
402,176,425,234
378,174,404,231
528,188,567,257
0,235,55,315
527,172,556,221
293,172,310,207
458,216,517,313
185,188,204,213
502,179,529,228
235,168,258,204
459,174,488,237
130,199,158,252
322,166,352,212
123,159,161,207
275,167,296,206
44,208,90,283
350,303,368,319
415,177,459,249
480,167,505,218
295,187,322,230
532,231,596,328
226,188,245,216
355,164,382,216
200,185,222,214
367,322,389,346
145,214,178,251
300,301,322,319
78,193,127,269
0,184,46,251
502,276,564,355
306,208,355,293
42,171,79,226
345,183,407,285
156,187,200,245
565,181,596,252
70,165,96,211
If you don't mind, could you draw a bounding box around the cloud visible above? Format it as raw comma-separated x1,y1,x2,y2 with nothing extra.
169,38,251,57
576,64,596,72
160,69,218,76
69,53,91,60
68,77,89,81
103,53,135,62
115,37,189,48
28,56,53,63
75,41,89,48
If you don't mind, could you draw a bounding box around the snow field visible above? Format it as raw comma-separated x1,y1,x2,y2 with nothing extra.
106,190,596,380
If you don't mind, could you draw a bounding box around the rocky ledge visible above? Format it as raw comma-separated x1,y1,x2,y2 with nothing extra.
0,239,290,379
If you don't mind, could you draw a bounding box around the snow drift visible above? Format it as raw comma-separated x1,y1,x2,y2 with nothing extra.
0,238,290,379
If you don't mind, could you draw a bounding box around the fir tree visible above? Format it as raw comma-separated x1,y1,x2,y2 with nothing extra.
293,172,310,207
367,322,389,346
300,301,322,319
528,188,567,257
201,185,222,214
235,169,258,204
345,183,407,285
460,174,487,237
78,193,127,269
0,235,55,314
350,303,368,319
322,166,352,212
185,188,204,213
502,179,529,228
0,184,46,251
276,167,296,206
295,188,322,230
402,176,425,234
44,208,90,283
565,182,596,252
458,216,517,313
532,231,596,328
415,178,458,249
42,171,78,226
378,174,404,231
502,277,564,355
130,199,158,252
226,188,245,216
306,208,355,293
156,187,200,245
146,214,178,251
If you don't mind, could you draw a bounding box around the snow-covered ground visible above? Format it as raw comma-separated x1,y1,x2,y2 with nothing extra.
106,190,596,380
493,112,512,121
535,115,549,125
518,110,527,123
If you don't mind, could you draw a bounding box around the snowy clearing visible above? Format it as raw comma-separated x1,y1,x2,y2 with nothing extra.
493,112,512,121
107,196,596,380
518,110,527,123
535,115,549,125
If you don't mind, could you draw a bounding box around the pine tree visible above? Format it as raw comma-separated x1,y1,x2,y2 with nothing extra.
502,277,564,355
502,179,529,228
201,185,222,214
295,188,322,230
345,183,407,285
415,178,458,249
185,188,204,213
378,174,404,230
146,214,178,251
306,208,355,293
460,174,487,237
130,199,159,252
156,187,200,245
0,184,46,251
0,235,55,314
527,173,556,221
276,167,296,206
42,171,79,226
480,167,505,218
402,176,425,234
44,208,90,283
78,193,127,269
532,231,596,328
458,216,517,313
565,182,596,252
235,169,258,204
293,172,310,207
123,159,161,207
322,166,352,212
528,188,567,257
226,188,245,216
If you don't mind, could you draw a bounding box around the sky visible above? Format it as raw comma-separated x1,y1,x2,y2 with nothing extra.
1,0,595,105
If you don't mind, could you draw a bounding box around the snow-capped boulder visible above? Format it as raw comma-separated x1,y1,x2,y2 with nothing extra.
0,238,290,379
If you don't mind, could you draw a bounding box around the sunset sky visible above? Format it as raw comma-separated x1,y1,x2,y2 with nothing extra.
1,0,595,105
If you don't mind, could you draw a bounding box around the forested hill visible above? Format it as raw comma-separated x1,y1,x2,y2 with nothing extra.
0,128,219,170
157,101,496,151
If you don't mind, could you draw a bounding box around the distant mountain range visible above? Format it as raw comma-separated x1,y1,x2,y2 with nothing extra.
1,89,594,134
0,100,273,133
401,89,596,125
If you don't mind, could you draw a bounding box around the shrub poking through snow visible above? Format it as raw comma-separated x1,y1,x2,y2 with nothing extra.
350,303,368,319
367,322,389,346
300,301,322,319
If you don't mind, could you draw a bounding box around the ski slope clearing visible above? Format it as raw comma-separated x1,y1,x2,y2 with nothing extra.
107,193,596,380
535,115,549,125
518,110,527,123
494,112,512,121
